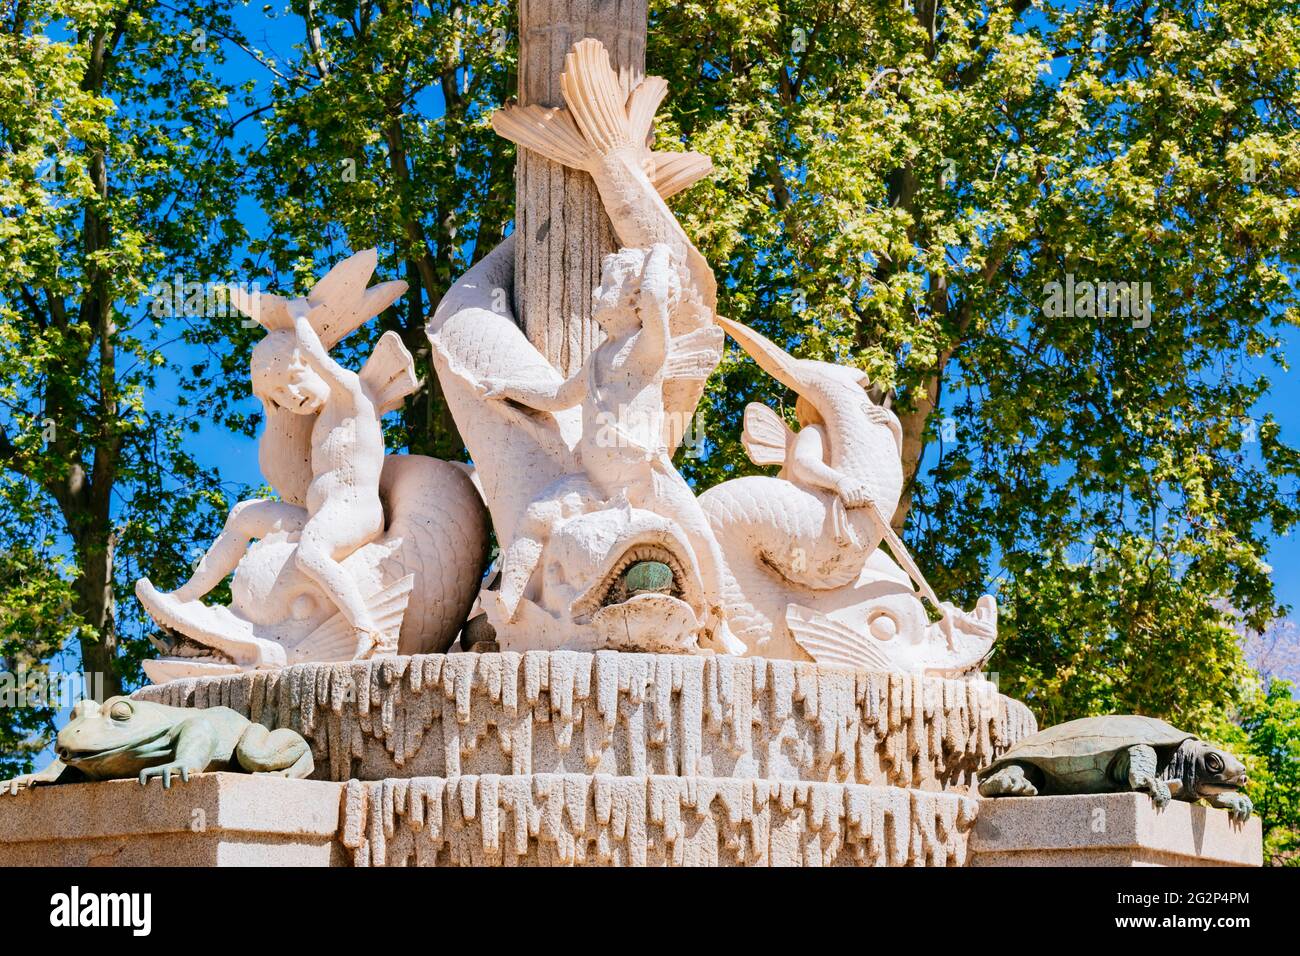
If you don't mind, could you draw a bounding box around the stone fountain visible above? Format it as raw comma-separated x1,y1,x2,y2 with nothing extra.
0,2,1260,868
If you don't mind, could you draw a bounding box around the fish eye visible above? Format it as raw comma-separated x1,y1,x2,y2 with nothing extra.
1205,752,1224,773
109,700,134,721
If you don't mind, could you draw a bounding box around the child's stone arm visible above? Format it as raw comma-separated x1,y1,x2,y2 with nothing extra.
294,312,358,392
630,244,674,365
790,425,869,505
482,369,587,411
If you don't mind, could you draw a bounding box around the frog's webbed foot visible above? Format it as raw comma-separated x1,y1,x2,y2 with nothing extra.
1,760,70,794
139,762,192,789
1209,791,1254,822
236,725,314,779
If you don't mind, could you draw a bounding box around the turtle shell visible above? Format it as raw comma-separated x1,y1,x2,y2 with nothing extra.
978,715,1196,784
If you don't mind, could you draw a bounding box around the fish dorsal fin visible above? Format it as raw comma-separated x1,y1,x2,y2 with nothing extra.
664,325,723,380
290,574,414,663
359,331,418,415
742,403,793,467
651,151,714,200
560,39,637,153
491,103,594,170
786,605,894,672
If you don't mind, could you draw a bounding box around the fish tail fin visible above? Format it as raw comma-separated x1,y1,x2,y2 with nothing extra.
651,150,714,199
495,40,715,203
561,38,638,153
626,74,667,146
491,103,595,170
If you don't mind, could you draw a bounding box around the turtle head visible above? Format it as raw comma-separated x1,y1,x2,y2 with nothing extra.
1179,740,1248,796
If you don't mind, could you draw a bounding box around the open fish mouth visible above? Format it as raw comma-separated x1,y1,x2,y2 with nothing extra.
148,631,236,666
569,529,705,632
142,627,246,684
135,577,287,675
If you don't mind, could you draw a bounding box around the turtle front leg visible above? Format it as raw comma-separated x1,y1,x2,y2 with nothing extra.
979,763,1038,797
1126,744,1171,809
1207,792,1253,822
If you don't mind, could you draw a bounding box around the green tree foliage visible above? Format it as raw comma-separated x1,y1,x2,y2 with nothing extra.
189,0,518,462
649,0,1300,733
1239,681,1300,865
1213,678,1300,865
0,0,255,754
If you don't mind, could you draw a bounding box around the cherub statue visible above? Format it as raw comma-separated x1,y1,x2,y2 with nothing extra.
479,243,740,653
698,316,998,673
254,309,415,657
156,252,421,660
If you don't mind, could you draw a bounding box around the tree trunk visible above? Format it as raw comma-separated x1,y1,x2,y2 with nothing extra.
73,529,122,701
893,375,942,534
514,0,647,376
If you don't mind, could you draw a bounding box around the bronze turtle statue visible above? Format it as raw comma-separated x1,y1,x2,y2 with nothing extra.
977,715,1252,821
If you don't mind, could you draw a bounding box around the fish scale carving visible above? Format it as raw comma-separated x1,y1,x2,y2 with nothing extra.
135,652,1036,788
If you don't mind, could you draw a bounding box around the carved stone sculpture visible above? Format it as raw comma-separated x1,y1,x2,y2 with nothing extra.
0,698,313,791
431,41,732,655
700,316,999,675
977,715,1254,821
135,250,490,683
429,38,996,675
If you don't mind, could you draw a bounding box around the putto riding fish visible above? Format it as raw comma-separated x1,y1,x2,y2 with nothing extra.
491,38,720,453
492,38,715,304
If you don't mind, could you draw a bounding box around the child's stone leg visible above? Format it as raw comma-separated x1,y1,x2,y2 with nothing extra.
497,500,557,622
294,501,385,654
173,499,305,602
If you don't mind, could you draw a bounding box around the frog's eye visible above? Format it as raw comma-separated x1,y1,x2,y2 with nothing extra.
1205,752,1224,773
109,700,134,721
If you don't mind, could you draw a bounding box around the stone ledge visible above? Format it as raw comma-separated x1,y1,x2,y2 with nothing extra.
134,652,1036,790
968,793,1262,867
0,774,345,867
0,774,1264,867
340,775,980,867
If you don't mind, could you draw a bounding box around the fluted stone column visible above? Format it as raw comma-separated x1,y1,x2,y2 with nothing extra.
513,0,648,375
